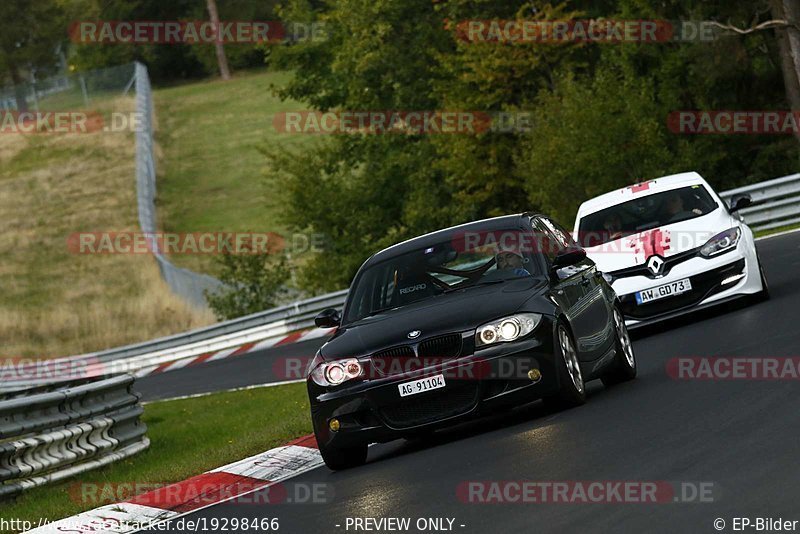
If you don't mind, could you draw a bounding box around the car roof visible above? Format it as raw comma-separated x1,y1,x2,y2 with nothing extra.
362,213,535,268
575,171,711,218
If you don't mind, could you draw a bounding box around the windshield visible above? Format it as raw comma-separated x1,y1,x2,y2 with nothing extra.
343,228,543,324
578,185,718,247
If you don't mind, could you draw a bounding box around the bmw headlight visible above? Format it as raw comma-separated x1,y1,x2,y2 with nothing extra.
310,357,363,386
699,228,741,257
476,313,542,347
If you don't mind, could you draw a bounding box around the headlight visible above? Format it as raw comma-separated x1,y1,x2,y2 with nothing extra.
476,313,542,348
699,228,741,257
310,357,363,386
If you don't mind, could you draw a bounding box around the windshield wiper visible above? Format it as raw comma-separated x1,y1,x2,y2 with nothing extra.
443,279,506,293
362,306,399,318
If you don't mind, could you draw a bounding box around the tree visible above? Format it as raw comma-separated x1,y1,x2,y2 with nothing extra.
206,0,231,80
0,0,66,111
772,0,800,113
266,0,798,294
205,248,290,320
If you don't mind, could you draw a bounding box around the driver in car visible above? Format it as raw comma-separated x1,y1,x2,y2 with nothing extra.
495,247,531,277
664,192,703,221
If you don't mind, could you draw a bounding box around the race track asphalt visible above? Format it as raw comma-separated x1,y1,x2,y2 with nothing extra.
140,231,800,534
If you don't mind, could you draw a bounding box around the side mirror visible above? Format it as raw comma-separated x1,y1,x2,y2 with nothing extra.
729,194,752,212
552,246,587,269
314,308,341,328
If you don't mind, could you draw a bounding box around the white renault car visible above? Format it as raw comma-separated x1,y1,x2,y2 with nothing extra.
573,172,769,328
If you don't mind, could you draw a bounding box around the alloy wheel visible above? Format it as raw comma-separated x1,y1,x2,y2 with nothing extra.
559,327,584,394
614,309,635,369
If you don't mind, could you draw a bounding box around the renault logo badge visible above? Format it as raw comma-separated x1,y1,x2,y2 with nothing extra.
646,255,665,276
407,330,421,339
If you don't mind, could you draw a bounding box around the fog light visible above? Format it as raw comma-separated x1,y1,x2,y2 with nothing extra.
329,418,340,432
721,273,745,286
528,368,542,382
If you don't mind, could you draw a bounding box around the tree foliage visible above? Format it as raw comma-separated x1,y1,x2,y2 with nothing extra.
205,250,290,320
0,0,67,110
265,0,798,293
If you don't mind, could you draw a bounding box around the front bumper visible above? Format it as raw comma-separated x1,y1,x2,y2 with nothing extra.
612,240,760,327
308,322,559,449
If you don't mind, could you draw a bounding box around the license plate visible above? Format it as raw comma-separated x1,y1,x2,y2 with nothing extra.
635,278,692,304
398,374,446,397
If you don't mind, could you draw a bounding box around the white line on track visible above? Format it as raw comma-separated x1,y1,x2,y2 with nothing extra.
141,379,305,405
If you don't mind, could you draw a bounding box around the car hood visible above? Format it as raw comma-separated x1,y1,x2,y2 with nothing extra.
583,208,735,273
322,277,550,359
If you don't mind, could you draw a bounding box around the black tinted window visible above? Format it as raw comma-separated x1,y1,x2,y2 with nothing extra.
344,228,544,324
578,185,718,247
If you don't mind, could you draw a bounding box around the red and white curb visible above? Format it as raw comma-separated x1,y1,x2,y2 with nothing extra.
132,327,334,378
1,327,336,392
24,435,322,534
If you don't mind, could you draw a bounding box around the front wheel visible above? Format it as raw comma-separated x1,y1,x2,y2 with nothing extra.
754,256,770,302
602,307,637,387
543,323,586,410
317,437,368,471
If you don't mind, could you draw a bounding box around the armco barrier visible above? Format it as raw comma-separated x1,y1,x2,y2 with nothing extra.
719,173,800,232
0,289,348,392
0,375,148,499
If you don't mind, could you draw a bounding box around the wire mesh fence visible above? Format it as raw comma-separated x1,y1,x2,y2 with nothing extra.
134,62,223,308
2,62,222,308
0,63,137,112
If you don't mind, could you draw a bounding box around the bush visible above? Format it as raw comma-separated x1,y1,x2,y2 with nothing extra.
205,249,290,320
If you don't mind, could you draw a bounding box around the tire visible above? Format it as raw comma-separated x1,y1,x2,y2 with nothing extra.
318,438,368,471
754,256,770,302
542,323,586,410
601,307,637,387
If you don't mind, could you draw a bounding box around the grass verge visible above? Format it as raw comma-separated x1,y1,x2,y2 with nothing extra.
754,222,800,239
154,69,313,275
0,96,214,359
1,382,312,530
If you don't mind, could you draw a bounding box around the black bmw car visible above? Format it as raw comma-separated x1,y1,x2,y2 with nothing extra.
308,213,636,470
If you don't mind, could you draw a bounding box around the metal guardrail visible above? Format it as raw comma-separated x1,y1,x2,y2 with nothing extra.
0,289,349,392
719,173,800,232
0,375,148,499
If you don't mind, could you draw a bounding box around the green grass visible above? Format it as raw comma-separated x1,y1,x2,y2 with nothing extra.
1,383,312,530
154,69,313,274
0,96,215,359
754,222,800,238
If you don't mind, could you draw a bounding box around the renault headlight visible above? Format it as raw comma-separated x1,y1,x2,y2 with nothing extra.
310,356,363,386
699,228,741,257
476,313,542,347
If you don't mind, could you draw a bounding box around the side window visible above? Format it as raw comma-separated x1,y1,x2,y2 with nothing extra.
531,217,563,261
546,218,578,248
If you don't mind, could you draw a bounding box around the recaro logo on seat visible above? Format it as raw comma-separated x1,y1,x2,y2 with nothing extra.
399,283,427,294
